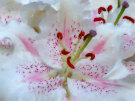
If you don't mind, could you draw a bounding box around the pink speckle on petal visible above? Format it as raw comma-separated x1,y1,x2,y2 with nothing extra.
125,61,135,73
71,80,117,95
17,60,63,94
76,63,110,79
122,34,135,50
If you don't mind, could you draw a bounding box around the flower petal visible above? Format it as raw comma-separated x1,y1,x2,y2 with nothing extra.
104,60,131,80
68,78,135,101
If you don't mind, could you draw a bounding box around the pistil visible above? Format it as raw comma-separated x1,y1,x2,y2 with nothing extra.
114,1,129,25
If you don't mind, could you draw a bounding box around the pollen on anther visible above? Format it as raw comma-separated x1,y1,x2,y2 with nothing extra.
78,31,85,39
57,32,63,40
67,56,75,69
107,5,113,13
61,49,70,55
85,53,95,60
123,16,135,23
98,7,106,14
94,17,106,24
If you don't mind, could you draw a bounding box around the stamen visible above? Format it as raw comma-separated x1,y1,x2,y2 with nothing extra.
57,32,65,49
78,31,85,39
67,56,75,69
67,72,72,78
114,1,129,25
71,31,85,57
107,5,113,13
98,7,106,14
94,17,106,24
107,5,113,22
83,30,96,41
85,53,95,60
71,39,80,57
72,30,97,61
74,57,87,64
83,33,91,41
33,26,41,33
57,32,63,40
61,49,70,55
123,16,135,23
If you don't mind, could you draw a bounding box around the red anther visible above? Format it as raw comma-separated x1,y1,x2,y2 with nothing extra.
94,17,106,24
123,16,135,24
98,7,106,14
107,5,113,12
85,53,95,60
61,49,70,55
57,32,63,40
83,33,91,41
78,31,85,39
67,56,75,69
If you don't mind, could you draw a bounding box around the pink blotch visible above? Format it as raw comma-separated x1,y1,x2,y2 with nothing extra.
18,36,39,56
96,79,123,88
93,37,108,54
63,17,72,48
92,10,99,26
27,72,46,82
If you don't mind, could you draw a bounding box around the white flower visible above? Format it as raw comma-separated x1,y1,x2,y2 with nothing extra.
0,0,135,101
89,0,135,80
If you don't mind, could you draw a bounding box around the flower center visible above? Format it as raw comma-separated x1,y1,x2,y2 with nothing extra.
56,29,97,100
56,30,96,70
